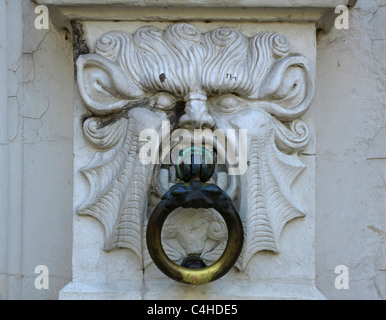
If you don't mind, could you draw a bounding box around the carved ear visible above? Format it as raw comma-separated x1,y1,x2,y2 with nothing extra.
257,55,315,120
76,54,144,115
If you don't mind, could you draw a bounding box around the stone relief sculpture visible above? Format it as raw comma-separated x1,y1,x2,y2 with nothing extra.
76,23,314,275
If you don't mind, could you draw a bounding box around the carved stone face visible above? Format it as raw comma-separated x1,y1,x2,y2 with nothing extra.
76,23,314,272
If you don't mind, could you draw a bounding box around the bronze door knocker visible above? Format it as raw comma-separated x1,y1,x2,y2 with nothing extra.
146,146,244,285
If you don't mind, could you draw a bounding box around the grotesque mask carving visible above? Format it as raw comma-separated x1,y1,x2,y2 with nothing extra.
76,23,314,274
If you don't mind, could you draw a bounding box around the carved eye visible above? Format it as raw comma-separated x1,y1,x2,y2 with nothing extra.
150,92,178,111
210,94,244,114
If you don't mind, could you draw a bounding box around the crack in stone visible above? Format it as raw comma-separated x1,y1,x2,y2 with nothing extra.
23,29,52,56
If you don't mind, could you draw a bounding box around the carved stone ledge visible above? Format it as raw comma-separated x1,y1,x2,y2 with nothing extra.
38,0,353,6
37,0,356,27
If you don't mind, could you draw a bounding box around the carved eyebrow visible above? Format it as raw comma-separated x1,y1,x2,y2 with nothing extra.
93,98,151,128
123,98,151,110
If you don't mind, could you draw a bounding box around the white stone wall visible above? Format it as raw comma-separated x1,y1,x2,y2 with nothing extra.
315,0,386,299
0,0,73,299
0,0,384,299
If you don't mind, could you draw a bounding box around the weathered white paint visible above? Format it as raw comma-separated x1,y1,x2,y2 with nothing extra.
0,0,73,300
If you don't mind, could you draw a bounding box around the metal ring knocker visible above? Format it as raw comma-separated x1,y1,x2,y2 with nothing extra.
146,146,244,285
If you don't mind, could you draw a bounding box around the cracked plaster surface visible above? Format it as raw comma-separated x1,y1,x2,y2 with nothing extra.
315,0,386,300
18,23,73,143
7,26,52,143
3,0,75,146
3,0,75,300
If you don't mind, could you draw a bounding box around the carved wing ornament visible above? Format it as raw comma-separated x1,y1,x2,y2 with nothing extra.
76,23,314,271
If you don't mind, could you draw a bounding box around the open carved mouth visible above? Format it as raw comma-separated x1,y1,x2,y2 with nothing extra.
153,134,238,201
146,131,244,268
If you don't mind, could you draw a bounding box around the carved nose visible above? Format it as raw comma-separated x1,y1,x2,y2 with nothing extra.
179,93,215,129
